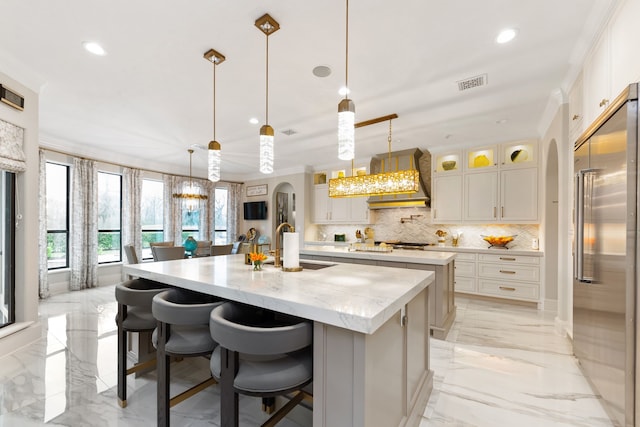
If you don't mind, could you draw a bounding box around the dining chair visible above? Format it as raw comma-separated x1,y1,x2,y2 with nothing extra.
151,246,186,261
195,240,212,257
123,244,139,264
211,244,234,256
209,302,313,426
150,241,175,248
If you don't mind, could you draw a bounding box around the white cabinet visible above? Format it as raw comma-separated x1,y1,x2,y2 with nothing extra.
500,168,538,222
568,73,584,144
463,168,538,223
453,251,543,307
609,0,640,100
583,28,611,126
312,184,369,224
432,175,462,223
432,140,539,224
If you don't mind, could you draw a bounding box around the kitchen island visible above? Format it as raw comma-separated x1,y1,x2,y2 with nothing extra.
123,254,434,427
300,245,457,339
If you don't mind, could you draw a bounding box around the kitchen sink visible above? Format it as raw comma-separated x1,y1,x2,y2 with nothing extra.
264,261,335,270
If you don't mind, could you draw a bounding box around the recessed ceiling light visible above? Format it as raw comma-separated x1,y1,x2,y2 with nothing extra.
249,117,259,125
496,28,517,44
82,41,107,56
338,86,350,96
312,65,332,78
496,119,508,124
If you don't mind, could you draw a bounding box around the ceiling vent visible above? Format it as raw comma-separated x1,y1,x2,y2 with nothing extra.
281,129,297,136
457,74,488,91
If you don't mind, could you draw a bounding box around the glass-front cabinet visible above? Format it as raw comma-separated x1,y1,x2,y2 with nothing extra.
500,140,537,168
465,145,497,171
433,151,462,174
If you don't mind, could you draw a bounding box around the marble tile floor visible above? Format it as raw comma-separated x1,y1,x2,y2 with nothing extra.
0,286,616,426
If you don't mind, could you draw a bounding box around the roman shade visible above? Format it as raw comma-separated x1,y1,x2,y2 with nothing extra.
0,119,26,172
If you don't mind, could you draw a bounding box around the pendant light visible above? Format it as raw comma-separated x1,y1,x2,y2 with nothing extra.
255,14,280,174
329,114,420,198
172,149,208,211
204,48,226,182
338,0,355,161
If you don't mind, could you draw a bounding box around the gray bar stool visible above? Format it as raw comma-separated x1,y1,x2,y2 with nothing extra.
115,278,168,408
209,302,313,426
152,288,224,427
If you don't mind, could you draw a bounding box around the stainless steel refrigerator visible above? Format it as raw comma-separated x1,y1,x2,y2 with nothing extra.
574,83,638,427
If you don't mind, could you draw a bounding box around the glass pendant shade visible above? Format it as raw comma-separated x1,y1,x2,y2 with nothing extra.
338,98,355,160
259,124,274,174
208,140,221,182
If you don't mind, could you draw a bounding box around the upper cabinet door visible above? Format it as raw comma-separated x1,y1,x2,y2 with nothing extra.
465,145,497,172
500,168,538,222
609,0,640,99
583,28,611,126
500,140,537,169
464,172,498,222
432,175,462,223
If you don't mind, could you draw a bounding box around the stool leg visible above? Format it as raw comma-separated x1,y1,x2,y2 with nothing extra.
220,347,239,427
157,322,170,427
262,397,275,414
117,305,127,408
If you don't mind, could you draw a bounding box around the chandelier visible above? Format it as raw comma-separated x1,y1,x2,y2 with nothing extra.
172,149,208,211
329,114,420,198
337,0,355,161
204,48,226,182
255,13,280,174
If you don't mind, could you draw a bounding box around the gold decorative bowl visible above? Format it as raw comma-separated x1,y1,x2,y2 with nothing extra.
481,235,516,248
442,160,456,171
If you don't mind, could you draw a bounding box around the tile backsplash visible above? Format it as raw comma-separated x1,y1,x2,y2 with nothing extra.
310,207,539,251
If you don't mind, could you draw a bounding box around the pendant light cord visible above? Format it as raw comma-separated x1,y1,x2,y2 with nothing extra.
345,0,349,100
388,119,393,168
265,29,270,125
213,61,216,141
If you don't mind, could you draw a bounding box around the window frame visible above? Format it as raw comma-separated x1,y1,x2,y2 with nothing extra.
213,186,229,244
97,171,123,264
1,171,16,329
140,178,165,260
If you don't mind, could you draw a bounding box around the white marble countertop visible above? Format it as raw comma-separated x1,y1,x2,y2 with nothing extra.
300,245,457,265
123,254,433,335
421,245,544,257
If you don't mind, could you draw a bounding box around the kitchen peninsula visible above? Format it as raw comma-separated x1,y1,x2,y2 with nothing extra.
300,245,457,339
123,254,434,427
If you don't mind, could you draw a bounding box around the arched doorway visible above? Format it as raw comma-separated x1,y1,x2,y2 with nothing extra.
271,182,295,241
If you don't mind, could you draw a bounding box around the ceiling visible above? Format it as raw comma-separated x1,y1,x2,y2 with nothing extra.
0,0,615,181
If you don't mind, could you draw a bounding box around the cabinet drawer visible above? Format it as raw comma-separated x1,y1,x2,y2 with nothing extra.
478,254,540,265
478,279,539,301
454,276,476,293
477,263,539,282
455,260,475,276
454,252,476,261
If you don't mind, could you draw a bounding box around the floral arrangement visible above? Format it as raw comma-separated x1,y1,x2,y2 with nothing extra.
250,252,268,270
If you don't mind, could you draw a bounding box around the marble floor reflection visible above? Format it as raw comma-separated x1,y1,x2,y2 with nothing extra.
0,287,616,426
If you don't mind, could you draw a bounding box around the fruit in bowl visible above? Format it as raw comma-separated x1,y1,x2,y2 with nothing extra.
481,235,516,248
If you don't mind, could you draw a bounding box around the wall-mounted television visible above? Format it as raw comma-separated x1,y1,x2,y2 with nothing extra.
243,201,267,220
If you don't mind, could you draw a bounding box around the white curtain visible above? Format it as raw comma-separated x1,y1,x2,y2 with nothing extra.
38,149,49,298
69,158,98,290
122,167,142,261
227,182,243,242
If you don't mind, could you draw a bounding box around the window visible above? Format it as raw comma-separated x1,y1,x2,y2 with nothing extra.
213,187,228,244
141,179,164,259
0,171,15,329
46,163,70,269
98,172,122,263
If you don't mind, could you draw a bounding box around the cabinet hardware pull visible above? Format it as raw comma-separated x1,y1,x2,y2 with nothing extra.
493,207,496,218
499,270,516,274
499,286,516,291
501,206,504,217
572,114,580,121
499,257,516,261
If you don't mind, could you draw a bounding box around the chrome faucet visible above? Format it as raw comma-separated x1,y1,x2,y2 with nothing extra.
273,222,294,267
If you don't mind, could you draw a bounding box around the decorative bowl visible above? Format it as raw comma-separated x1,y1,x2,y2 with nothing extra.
481,234,516,249
442,160,456,171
